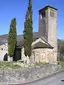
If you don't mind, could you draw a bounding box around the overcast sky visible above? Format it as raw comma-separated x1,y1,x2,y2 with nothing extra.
0,0,64,39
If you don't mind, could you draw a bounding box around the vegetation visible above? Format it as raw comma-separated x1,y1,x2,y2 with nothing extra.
58,39,64,60
23,0,33,58
0,62,49,69
36,62,49,66
58,61,64,68
8,18,17,58
0,62,21,69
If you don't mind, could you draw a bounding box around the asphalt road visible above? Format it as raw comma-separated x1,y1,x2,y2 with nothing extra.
9,71,64,85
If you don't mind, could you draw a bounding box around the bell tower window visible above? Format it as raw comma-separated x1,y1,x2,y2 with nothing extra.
50,9,55,17
40,10,46,20
42,11,46,17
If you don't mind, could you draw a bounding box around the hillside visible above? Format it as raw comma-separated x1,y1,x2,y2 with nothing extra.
0,34,22,45
0,34,64,49
0,32,39,45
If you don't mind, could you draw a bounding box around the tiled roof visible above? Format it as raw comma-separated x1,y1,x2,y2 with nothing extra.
32,37,53,49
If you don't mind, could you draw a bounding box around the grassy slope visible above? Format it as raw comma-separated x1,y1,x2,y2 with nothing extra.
0,62,21,69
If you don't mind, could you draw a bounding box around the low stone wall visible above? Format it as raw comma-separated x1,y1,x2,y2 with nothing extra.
0,64,60,84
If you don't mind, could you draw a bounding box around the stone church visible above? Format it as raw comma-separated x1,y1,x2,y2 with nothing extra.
0,5,57,63
21,5,57,64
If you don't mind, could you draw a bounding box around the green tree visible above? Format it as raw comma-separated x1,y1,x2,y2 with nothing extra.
60,41,64,60
8,18,17,58
23,0,33,57
58,40,64,60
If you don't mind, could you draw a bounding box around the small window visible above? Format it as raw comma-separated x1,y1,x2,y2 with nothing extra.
1,48,3,50
50,9,55,17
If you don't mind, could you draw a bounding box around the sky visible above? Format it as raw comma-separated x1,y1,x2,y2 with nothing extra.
0,0,64,39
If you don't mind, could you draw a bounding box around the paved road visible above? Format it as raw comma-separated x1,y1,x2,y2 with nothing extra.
9,71,64,85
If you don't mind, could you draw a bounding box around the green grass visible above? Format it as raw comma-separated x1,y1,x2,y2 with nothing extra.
0,62,21,69
36,62,49,66
59,61,64,68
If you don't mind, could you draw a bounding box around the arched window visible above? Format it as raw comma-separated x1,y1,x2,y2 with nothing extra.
3,53,8,61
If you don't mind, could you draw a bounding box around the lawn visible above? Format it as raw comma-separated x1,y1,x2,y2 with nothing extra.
0,61,49,69
0,61,64,69
35,62,49,66
0,62,21,69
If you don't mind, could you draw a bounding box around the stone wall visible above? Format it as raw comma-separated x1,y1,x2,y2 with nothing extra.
0,43,11,61
0,64,60,84
31,48,57,63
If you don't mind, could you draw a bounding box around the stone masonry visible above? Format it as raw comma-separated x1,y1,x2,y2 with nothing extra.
31,48,57,63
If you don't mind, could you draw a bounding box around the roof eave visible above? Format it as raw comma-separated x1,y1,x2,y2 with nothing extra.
39,5,58,13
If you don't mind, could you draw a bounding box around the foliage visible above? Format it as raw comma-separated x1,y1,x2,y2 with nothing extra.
8,18,17,57
60,61,64,68
23,0,33,57
58,39,64,60
58,39,64,54
60,43,64,55
58,61,64,68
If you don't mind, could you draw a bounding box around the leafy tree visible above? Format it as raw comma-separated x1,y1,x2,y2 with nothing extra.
60,45,64,55
58,39,64,60
23,0,33,57
8,18,17,58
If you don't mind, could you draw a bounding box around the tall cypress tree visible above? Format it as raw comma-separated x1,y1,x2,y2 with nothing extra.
23,0,33,57
8,18,17,58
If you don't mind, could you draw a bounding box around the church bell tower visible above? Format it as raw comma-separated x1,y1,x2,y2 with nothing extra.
39,5,57,60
